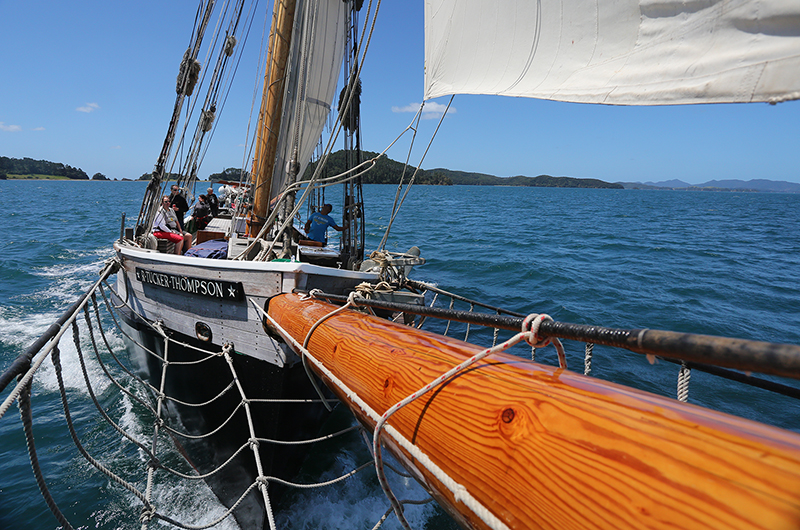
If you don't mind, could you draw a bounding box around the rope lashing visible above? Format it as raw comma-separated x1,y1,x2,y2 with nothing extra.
223,35,237,56
369,250,392,278
523,313,567,369
355,281,394,296
373,313,564,530
300,288,324,301
678,361,691,402
371,498,436,530
221,345,276,530
464,302,475,342
143,329,172,529
200,106,216,132
176,49,201,96
139,507,155,525
584,343,594,375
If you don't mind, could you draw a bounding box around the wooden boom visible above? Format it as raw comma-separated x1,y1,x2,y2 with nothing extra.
267,293,800,530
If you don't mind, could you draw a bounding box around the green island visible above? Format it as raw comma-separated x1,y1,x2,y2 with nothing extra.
0,153,673,190
2,152,621,189
5,153,798,192
0,156,108,180
301,150,623,188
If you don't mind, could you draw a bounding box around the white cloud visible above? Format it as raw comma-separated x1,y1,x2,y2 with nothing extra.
0,122,22,132
392,103,422,113
391,101,456,120
111,145,121,149
77,102,100,113
33,127,45,131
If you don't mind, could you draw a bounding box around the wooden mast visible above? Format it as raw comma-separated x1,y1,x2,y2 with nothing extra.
250,0,298,236
268,293,800,530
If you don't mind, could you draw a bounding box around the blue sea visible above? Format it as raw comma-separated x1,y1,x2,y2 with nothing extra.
1,180,799,529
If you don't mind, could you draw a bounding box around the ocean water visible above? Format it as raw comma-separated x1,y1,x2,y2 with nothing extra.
1,180,800,529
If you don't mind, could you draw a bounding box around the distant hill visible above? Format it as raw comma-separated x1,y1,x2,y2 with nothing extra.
644,179,693,188
700,179,800,193
304,150,452,185
305,151,622,188
8,152,794,192
621,178,800,193
0,156,89,180
429,168,623,188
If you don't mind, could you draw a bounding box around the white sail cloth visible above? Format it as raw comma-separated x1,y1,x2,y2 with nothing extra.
424,0,800,105
271,0,347,201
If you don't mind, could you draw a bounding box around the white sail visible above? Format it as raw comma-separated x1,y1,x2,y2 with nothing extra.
424,0,800,105
271,0,347,200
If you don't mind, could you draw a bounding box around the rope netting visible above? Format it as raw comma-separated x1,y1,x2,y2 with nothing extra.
0,260,406,530
5,258,782,530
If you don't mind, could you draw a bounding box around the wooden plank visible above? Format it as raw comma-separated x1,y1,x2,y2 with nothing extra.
268,293,800,530
195,230,226,245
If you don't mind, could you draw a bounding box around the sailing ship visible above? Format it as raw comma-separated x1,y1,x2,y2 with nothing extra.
111,1,394,526
3,0,800,529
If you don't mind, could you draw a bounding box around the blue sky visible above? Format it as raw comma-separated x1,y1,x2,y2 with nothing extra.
2,0,799,184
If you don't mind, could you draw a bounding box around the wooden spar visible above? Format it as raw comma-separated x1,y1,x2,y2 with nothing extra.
250,0,297,232
268,293,800,530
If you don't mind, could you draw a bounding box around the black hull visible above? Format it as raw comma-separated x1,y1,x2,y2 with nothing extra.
117,306,331,529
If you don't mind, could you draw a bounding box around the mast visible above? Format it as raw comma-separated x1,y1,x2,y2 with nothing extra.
340,1,365,269
250,0,298,236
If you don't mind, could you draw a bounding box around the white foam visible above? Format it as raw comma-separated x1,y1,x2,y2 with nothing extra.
72,380,242,530
0,294,130,400
143,479,242,530
33,259,110,279
275,452,436,529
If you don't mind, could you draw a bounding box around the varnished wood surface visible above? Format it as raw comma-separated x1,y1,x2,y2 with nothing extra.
269,293,800,530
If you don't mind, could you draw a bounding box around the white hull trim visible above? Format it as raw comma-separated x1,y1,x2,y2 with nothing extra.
114,242,378,366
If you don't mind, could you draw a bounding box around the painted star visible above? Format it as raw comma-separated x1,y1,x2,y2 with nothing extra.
228,285,238,298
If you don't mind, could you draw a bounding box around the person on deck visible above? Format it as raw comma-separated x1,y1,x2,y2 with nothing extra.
304,204,347,244
153,196,192,254
191,195,212,231
206,187,220,217
169,185,190,231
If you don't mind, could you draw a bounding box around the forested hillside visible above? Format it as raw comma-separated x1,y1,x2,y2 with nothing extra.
303,150,452,185
0,156,88,180
428,168,624,188
1,152,621,189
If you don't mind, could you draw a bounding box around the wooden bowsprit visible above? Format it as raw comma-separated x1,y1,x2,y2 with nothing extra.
265,292,800,530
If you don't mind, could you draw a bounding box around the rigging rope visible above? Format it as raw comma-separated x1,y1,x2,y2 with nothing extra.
6,257,800,529
371,313,564,530
259,296,568,530
17,379,76,530
3,265,380,529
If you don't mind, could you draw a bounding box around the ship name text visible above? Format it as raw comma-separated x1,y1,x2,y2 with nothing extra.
135,268,244,300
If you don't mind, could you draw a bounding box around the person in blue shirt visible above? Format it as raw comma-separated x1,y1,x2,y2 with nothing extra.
304,204,346,244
